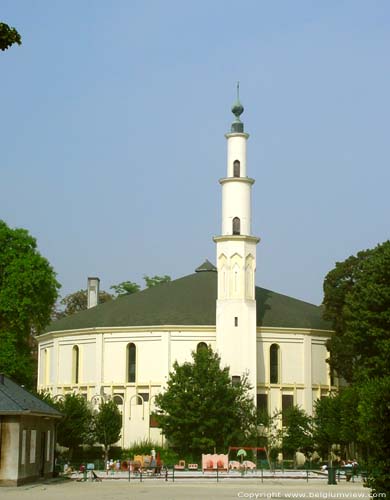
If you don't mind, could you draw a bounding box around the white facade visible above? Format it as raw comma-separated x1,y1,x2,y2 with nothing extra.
37,326,333,447
36,101,334,447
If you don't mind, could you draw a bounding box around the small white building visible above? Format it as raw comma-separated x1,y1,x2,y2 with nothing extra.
37,98,334,447
0,375,61,486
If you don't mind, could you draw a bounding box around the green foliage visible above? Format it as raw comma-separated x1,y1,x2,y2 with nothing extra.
143,274,171,288
323,240,390,383
0,22,21,51
313,387,360,461
280,406,313,461
155,346,257,456
57,289,113,317
0,331,35,385
357,377,390,497
313,394,341,459
55,394,93,458
322,241,390,497
93,400,122,462
0,220,60,387
110,281,140,296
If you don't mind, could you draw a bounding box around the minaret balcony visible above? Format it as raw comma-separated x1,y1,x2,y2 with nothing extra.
213,235,260,244
219,177,255,186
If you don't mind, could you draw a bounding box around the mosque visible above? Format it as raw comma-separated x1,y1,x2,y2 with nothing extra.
37,97,334,447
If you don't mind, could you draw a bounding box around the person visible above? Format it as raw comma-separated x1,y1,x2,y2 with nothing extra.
106,460,110,475
321,463,328,471
345,461,353,482
116,459,121,473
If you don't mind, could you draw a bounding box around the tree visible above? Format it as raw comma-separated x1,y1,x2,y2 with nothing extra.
323,241,390,383
0,332,35,385
93,400,122,463
280,406,313,465
110,281,140,296
322,241,390,498
58,289,113,318
358,377,390,498
0,22,21,51
154,346,257,457
143,275,171,288
55,393,93,459
312,388,360,462
0,220,60,387
313,394,341,461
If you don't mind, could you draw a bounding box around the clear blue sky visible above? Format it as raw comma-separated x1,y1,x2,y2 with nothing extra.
1,1,389,305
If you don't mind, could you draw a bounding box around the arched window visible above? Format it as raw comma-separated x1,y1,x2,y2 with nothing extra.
233,160,240,177
270,344,280,384
72,346,79,384
197,342,208,353
127,343,136,383
232,217,240,235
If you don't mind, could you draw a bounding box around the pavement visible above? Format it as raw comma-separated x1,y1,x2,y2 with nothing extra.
0,477,371,500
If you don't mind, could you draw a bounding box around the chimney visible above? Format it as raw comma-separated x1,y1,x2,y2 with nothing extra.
87,277,100,309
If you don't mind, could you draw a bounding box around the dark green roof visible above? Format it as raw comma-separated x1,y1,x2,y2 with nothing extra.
46,268,330,333
0,375,62,417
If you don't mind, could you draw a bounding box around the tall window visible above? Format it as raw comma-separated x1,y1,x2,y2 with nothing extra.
127,343,136,383
233,160,240,177
282,394,294,426
197,342,208,353
72,346,79,384
257,394,268,416
232,217,240,235
270,344,280,384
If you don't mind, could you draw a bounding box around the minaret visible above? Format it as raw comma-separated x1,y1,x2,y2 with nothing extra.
213,86,260,401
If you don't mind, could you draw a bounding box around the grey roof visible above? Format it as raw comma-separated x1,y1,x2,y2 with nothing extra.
0,375,62,417
45,265,331,333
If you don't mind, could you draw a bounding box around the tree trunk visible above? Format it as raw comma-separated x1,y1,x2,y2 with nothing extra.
103,444,111,467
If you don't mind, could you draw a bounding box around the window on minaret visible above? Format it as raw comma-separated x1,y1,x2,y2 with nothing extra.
233,160,240,177
233,217,240,235
270,344,280,384
127,343,136,383
72,345,79,384
234,317,238,327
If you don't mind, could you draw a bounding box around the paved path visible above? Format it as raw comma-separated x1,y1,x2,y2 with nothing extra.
1,478,370,500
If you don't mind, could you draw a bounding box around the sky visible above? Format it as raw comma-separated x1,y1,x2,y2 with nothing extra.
1,1,389,306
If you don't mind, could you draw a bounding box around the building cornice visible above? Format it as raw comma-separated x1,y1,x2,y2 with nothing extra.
37,324,216,341
37,324,333,342
257,326,333,336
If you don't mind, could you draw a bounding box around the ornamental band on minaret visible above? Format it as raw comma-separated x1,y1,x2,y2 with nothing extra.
214,87,260,401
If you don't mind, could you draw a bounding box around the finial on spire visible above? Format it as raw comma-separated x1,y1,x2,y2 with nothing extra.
231,82,244,132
